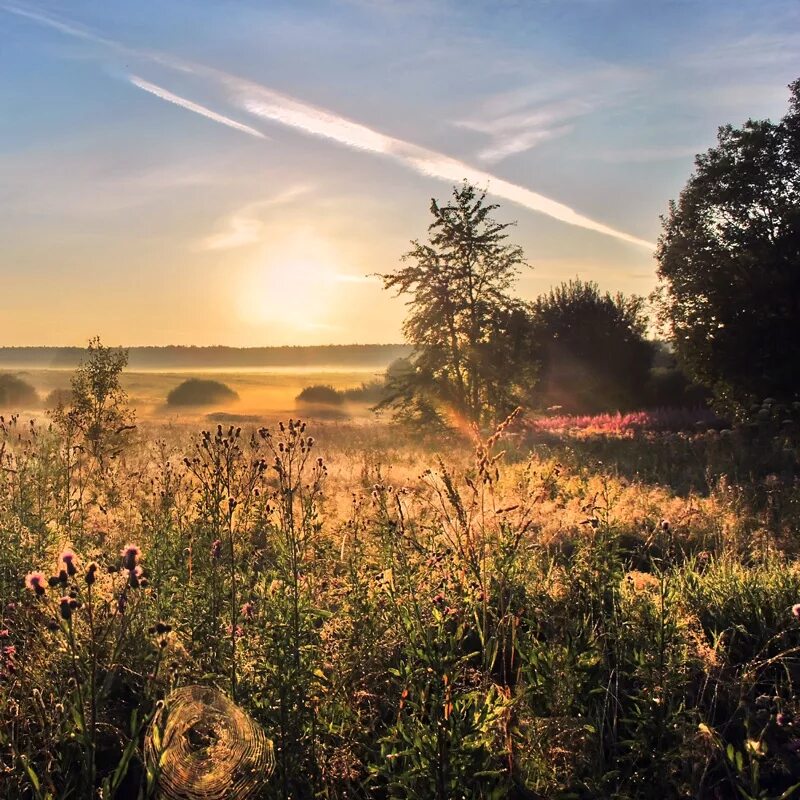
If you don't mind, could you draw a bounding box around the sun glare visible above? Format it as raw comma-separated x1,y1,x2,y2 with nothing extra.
238,231,343,335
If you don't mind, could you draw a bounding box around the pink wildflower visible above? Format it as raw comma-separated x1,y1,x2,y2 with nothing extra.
24,572,46,596
60,549,77,576
120,544,141,571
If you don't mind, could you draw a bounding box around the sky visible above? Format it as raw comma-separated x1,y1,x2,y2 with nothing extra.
0,0,798,346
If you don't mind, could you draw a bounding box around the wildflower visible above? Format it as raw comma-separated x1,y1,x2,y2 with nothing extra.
60,548,77,577
128,565,144,589
24,572,46,596
660,519,671,533
85,562,98,586
211,539,222,560
120,544,140,571
792,604,800,621
59,596,72,621
777,713,792,727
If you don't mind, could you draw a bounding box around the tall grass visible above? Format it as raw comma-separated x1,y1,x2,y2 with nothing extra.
0,410,798,798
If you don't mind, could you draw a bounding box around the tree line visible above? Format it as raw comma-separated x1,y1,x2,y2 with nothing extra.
377,79,800,428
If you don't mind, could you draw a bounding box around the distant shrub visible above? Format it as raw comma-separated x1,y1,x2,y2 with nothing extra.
167,378,239,406
296,384,344,405
44,387,72,409
0,374,38,408
341,380,387,404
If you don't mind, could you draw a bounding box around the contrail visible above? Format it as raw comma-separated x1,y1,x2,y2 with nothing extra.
2,2,655,249
236,83,654,248
129,76,267,139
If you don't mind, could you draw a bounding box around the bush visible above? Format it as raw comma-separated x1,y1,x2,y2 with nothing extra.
166,378,239,406
341,380,387,405
296,384,344,405
44,387,72,409
0,374,38,408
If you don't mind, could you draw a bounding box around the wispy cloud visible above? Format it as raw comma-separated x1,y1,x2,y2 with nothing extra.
3,3,655,250
129,76,267,139
199,185,312,251
456,98,588,163
232,78,654,248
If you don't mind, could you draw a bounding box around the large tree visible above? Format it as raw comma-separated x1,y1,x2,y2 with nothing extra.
655,79,800,417
379,182,535,428
532,279,654,413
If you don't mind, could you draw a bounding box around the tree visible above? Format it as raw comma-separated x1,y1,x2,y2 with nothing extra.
379,182,535,427
53,337,136,467
655,79,800,417
531,279,654,413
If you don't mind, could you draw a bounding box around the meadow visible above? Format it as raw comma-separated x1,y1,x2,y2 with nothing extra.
10,367,384,422
1,361,799,800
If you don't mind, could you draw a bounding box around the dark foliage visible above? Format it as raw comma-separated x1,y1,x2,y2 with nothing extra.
379,182,536,428
296,384,345,406
166,378,239,407
0,373,38,408
655,79,800,418
531,279,655,413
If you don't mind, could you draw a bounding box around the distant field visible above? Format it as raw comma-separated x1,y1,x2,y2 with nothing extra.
4,366,385,420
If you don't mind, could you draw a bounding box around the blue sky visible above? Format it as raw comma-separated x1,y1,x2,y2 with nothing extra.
1,0,798,345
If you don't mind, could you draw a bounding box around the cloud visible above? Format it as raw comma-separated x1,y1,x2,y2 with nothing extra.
456,97,590,163
3,2,655,250
231,78,654,248
129,76,267,139
198,185,313,251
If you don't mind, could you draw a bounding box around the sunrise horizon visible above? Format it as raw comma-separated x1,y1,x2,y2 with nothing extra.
3,1,798,346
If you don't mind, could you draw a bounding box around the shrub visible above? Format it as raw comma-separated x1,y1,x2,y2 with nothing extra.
0,374,38,408
43,387,71,409
166,378,239,406
341,380,387,404
296,384,344,405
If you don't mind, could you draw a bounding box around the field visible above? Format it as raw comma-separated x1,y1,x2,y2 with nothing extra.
1,369,799,800
8,366,384,422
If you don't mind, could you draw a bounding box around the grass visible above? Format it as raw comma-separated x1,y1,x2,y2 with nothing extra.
0,400,798,799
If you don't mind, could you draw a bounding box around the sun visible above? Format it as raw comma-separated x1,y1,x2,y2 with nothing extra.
238,231,342,334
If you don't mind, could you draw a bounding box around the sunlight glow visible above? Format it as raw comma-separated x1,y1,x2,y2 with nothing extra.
237,232,344,335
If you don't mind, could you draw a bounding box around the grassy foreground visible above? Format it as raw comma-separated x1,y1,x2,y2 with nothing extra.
1,412,799,799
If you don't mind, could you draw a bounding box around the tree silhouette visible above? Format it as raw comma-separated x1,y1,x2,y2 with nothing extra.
655,79,800,416
532,279,654,413
379,182,535,427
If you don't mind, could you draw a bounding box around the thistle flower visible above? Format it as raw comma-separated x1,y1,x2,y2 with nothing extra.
777,713,792,727
60,548,77,577
120,544,141,571
128,565,144,589
85,562,98,586
792,604,800,621
59,596,72,621
24,572,46,596
211,539,222,560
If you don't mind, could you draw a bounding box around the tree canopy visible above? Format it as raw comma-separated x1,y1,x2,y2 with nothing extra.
532,279,654,413
655,79,800,416
379,182,535,428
